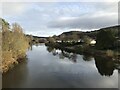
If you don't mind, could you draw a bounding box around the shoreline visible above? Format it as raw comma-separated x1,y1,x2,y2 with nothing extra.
45,42,120,62
1,53,27,73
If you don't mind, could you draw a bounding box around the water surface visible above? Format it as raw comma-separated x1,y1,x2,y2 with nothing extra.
2,44,118,88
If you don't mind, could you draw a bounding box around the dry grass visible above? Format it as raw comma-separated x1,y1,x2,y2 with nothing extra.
1,51,18,73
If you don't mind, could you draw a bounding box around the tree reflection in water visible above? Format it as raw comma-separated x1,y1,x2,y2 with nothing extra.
29,43,45,51
55,50,77,63
46,46,118,76
2,56,29,88
46,46,77,63
47,46,54,53
94,56,115,76
82,54,94,61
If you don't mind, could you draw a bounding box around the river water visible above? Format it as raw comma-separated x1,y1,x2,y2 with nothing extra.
2,44,119,88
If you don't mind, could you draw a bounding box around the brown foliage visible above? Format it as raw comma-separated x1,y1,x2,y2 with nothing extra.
1,19,29,73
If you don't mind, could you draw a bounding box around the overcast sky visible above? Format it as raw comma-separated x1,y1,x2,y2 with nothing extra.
2,1,118,37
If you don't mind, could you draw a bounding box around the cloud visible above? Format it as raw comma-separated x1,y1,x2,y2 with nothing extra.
2,2,29,16
47,2,118,30
1,2,118,37
0,0,119,2
25,28,63,37
48,13,117,30
0,3,2,16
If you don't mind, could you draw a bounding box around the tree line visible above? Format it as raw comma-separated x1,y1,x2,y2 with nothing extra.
47,25,119,50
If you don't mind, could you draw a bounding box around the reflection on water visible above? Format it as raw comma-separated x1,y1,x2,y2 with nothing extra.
94,57,115,76
47,46,78,63
3,44,119,88
3,57,29,88
46,46,118,76
82,55,94,61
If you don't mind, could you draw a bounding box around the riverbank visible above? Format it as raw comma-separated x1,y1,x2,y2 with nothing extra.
45,42,120,62
1,18,30,73
1,51,28,73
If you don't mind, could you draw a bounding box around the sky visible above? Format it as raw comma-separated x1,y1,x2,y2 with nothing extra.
1,0,119,37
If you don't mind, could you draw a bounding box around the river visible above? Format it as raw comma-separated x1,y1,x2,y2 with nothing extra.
2,44,119,88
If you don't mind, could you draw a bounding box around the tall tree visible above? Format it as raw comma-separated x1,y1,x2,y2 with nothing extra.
96,30,116,49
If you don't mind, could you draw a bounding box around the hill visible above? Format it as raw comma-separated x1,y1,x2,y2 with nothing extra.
53,25,120,41
85,25,120,39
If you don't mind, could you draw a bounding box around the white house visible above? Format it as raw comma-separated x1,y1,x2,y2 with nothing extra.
90,40,96,45
56,40,62,43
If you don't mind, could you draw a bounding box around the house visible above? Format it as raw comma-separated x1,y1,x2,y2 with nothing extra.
56,40,62,43
90,40,96,45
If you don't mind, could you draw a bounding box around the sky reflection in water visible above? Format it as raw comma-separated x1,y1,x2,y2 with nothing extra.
2,44,118,88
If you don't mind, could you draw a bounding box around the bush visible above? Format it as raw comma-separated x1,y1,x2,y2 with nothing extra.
2,51,18,73
1,19,29,73
106,50,114,57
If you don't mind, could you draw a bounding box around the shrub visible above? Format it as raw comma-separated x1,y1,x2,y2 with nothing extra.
106,50,114,57
1,19,29,73
2,51,18,73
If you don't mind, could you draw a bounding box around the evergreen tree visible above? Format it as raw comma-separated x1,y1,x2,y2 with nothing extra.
96,30,116,49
